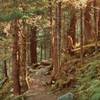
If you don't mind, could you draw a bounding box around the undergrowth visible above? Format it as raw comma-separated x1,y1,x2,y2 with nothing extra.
76,60,100,100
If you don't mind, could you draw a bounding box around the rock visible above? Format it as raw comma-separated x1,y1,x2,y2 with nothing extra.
58,92,74,100
35,65,52,76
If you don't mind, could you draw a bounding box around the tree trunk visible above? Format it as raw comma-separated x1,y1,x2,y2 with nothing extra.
51,1,62,80
98,11,100,39
93,0,99,51
80,8,84,65
84,2,94,43
20,19,28,93
3,48,8,79
98,11,100,40
55,1,62,78
48,0,53,59
30,26,37,65
3,60,8,78
68,12,76,45
51,1,59,80
12,19,21,95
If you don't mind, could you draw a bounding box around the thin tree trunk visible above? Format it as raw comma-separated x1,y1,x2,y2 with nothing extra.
3,47,8,79
51,1,59,80
57,1,61,66
55,1,62,78
30,26,37,65
12,19,21,95
48,0,53,58
3,60,8,78
20,19,28,93
44,40,47,59
51,0,62,80
40,43,43,61
84,2,94,43
93,0,99,51
68,12,76,45
26,26,31,66
80,8,84,65
98,11,100,39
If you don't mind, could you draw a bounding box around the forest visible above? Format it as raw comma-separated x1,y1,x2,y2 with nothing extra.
0,0,100,100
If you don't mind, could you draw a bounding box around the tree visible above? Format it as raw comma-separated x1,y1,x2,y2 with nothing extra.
93,0,99,51
20,18,28,93
12,19,21,95
80,7,84,65
51,0,62,80
68,11,76,45
98,11,100,39
30,26,37,65
51,1,58,80
84,2,94,43
48,0,53,59
3,60,8,79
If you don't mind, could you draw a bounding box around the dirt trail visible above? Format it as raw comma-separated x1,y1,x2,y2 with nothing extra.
27,95,57,100
25,69,57,100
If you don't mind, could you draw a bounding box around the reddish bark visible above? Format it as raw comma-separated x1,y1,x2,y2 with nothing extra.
51,1,62,80
66,35,74,55
51,2,59,80
84,2,94,43
12,20,21,95
3,60,8,78
49,0,53,59
98,11,100,39
68,12,76,45
80,8,84,65
20,19,28,93
30,26,37,64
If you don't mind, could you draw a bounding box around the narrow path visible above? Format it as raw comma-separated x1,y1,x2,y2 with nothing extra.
25,67,57,100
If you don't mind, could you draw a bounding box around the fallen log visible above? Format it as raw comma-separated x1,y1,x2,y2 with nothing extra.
72,42,100,57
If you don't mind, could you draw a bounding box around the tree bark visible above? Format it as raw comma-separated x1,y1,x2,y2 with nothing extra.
51,1,62,80
84,2,94,43
48,0,53,59
68,11,76,45
30,26,37,65
12,19,21,95
55,1,62,78
3,60,8,78
20,19,28,93
51,1,59,80
93,0,99,51
80,8,84,65
98,11,100,39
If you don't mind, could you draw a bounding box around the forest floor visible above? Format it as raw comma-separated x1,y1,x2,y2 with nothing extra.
1,47,100,100
25,65,58,100
24,49,100,100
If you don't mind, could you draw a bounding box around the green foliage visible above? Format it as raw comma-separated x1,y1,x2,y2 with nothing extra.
10,9,23,20
77,79,100,100
31,8,46,15
26,0,48,3
77,60,100,100
0,7,47,22
0,14,11,22
0,80,13,100
91,93,100,100
0,10,22,22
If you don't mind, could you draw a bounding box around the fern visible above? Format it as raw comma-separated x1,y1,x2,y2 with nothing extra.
76,60,100,100
91,93,100,100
